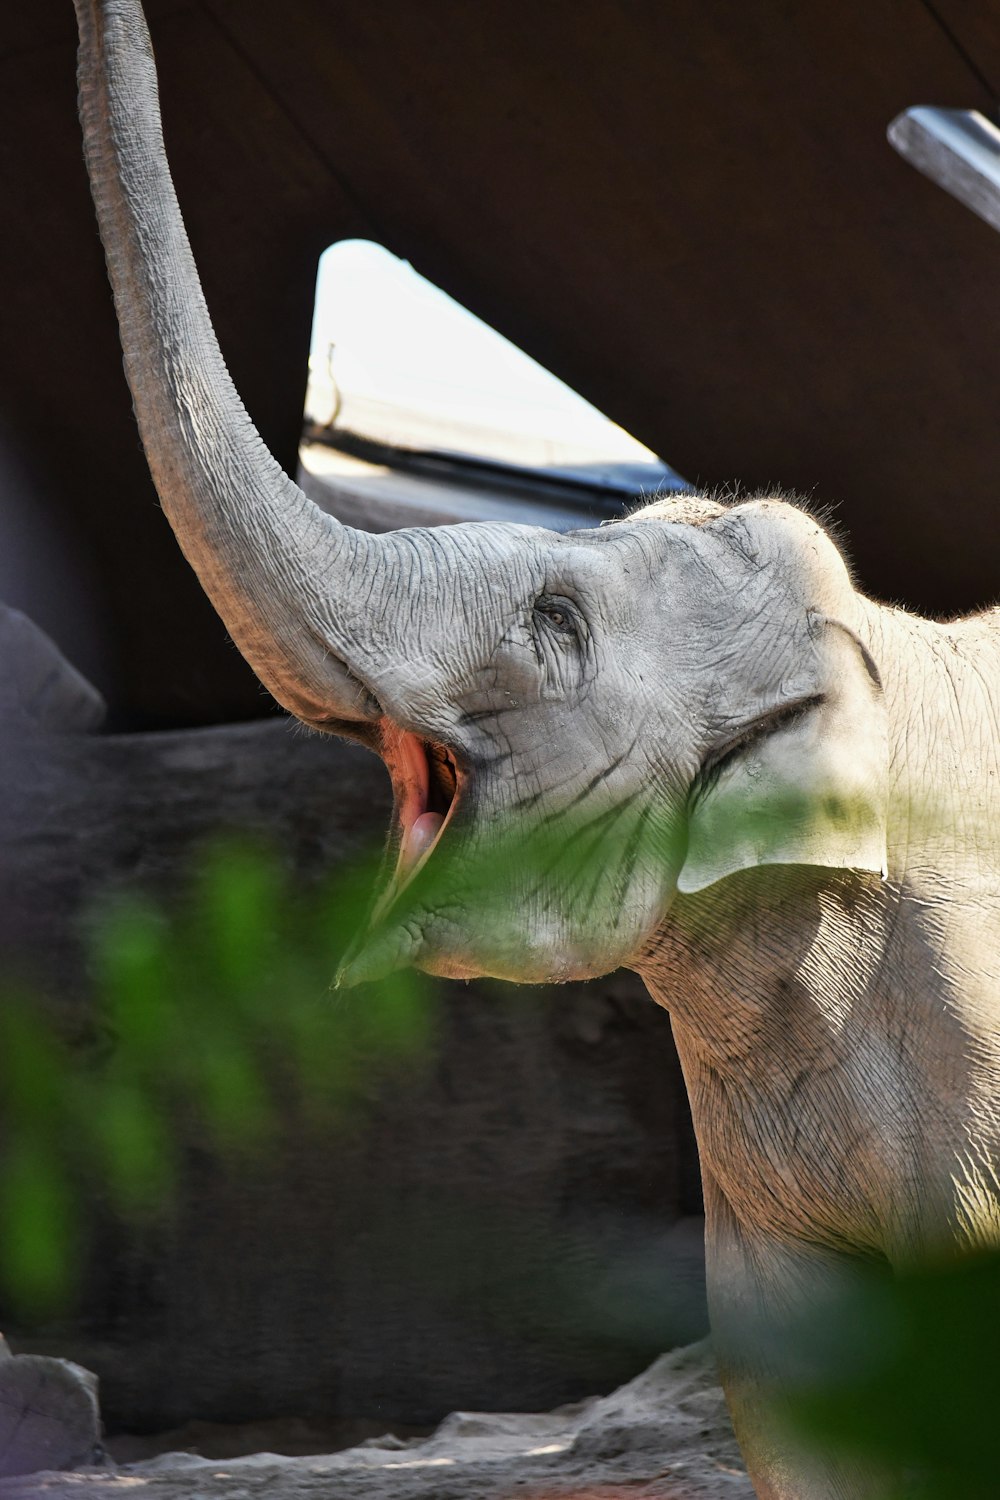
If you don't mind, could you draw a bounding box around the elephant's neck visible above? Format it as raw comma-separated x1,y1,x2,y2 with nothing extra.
859,597,1000,890
638,602,1000,1254
638,860,994,1257
638,863,898,1072
858,598,1000,1038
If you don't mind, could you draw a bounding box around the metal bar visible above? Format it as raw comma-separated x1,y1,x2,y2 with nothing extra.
888,107,1000,235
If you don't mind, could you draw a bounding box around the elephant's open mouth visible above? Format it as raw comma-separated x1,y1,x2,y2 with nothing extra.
376,725,463,915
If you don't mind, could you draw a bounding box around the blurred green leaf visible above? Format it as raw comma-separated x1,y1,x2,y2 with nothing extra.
772,1251,1000,1499
355,968,435,1058
0,1000,70,1136
190,840,283,1002
92,896,174,1062
192,1036,276,1154
0,1140,76,1316
87,1079,175,1217
0,831,446,1312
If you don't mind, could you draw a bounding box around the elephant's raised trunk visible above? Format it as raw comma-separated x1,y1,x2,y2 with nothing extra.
74,0,384,724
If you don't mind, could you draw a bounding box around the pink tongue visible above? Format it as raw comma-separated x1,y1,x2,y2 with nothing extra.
403,811,444,870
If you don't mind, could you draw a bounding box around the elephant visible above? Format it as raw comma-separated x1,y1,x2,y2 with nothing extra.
73,1,1000,1494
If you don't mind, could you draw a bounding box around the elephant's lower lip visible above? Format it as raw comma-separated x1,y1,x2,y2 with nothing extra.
371,724,463,920
336,725,466,986
335,916,421,989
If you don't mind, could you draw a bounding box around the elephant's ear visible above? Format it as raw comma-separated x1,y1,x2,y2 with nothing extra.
677,618,888,895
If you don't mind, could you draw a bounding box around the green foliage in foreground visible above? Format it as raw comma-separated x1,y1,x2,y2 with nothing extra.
767,1251,1000,1500
2,805,999,1495
0,838,435,1316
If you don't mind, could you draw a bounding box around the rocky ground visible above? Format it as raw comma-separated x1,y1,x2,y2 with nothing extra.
0,1342,751,1500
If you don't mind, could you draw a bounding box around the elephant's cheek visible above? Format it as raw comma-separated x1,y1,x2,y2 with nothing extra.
412,947,484,982
415,909,621,986
410,912,523,983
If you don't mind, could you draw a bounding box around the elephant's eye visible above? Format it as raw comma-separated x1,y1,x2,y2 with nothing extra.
534,595,578,638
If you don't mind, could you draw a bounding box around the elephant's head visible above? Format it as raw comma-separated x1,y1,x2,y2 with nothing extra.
75,0,889,988
329,495,889,987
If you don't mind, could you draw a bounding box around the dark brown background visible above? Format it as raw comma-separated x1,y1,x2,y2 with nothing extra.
2,0,999,728
2,0,999,1433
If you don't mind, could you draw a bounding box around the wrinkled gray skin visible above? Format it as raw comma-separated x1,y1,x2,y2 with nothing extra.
74,3,1000,1495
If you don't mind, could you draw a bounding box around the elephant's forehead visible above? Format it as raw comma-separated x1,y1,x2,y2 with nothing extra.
558,521,728,618
376,523,638,639
585,514,819,609
373,517,739,633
